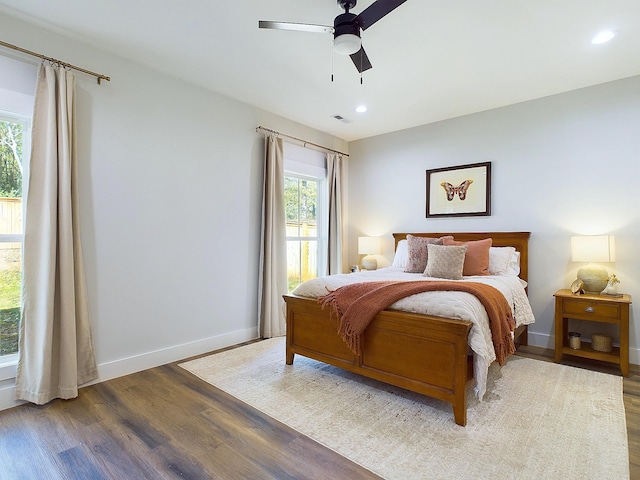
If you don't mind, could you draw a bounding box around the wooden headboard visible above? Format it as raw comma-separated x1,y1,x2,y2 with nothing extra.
392,232,530,283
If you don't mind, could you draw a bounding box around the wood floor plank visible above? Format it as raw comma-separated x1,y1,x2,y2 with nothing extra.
58,445,108,480
0,342,636,479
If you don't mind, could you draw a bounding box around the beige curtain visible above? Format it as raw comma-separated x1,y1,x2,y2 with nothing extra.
14,64,98,404
258,134,287,338
327,152,345,275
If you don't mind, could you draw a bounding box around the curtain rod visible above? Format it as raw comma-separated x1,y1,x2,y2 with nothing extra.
256,126,349,157
0,39,111,85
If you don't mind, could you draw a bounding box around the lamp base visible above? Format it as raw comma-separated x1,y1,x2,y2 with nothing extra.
362,255,377,271
577,264,609,294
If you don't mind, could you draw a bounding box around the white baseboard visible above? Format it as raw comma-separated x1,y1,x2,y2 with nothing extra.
0,327,259,412
0,382,24,412
90,327,259,386
526,331,554,350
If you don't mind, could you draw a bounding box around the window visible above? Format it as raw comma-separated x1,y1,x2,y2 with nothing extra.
285,175,324,291
284,144,327,292
0,112,30,360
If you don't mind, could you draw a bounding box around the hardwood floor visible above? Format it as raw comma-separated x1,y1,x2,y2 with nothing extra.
0,343,637,479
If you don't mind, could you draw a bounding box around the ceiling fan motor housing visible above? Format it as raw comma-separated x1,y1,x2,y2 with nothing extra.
334,12,360,40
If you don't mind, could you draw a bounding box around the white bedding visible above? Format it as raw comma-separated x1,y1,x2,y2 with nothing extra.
292,267,536,400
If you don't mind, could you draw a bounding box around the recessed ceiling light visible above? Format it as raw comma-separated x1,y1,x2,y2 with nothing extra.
591,30,617,45
355,105,367,113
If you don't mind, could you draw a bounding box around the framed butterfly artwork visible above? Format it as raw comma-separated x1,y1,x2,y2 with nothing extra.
426,161,491,218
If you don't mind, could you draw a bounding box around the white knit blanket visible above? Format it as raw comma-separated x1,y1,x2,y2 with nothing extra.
292,267,536,400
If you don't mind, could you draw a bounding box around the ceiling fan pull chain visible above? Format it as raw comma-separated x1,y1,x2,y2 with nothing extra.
331,43,334,82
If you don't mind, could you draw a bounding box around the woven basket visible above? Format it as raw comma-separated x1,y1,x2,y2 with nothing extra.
591,334,613,352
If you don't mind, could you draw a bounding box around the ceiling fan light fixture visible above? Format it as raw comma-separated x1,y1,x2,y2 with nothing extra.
333,33,362,55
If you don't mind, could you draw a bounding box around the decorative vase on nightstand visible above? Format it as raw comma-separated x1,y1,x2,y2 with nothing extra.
601,274,620,296
577,264,609,293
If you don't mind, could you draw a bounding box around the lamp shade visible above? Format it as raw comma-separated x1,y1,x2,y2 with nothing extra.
358,236,381,255
571,235,615,263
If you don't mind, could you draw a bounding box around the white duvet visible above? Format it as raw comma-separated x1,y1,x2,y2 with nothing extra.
292,267,536,400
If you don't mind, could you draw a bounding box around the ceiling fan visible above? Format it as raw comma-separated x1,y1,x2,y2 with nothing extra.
259,0,408,74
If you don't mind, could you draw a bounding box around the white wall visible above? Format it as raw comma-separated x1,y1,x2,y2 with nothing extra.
0,12,347,410
347,76,640,363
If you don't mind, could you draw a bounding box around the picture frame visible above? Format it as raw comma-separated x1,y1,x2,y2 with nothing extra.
426,161,491,218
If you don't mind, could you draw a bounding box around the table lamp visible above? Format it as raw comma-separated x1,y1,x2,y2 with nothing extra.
358,236,381,270
571,235,615,294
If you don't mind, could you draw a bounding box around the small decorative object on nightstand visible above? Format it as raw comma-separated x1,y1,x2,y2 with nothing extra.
601,273,621,296
568,331,581,349
554,289,632,376
570,279,584,295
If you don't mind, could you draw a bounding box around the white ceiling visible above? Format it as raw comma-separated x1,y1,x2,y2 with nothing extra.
1,1,640,142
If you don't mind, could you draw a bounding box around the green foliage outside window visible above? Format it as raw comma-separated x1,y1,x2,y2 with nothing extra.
285,177,317,225
285,176,319,292
0,120,23,198
0,119,24,356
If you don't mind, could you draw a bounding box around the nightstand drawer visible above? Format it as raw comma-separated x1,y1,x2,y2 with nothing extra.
563,300,619,321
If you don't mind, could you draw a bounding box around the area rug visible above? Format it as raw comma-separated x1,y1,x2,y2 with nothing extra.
180,338,629,480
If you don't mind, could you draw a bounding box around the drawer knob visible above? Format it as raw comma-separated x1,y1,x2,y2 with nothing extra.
585,306,595,313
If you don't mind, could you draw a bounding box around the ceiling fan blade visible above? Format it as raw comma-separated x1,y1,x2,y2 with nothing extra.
354,0,408,31
349,47,373,73
258,21,333,34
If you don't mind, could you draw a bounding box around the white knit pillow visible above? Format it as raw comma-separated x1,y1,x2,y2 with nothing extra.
488,246,516,275
423,244,467,280
392,240,408,269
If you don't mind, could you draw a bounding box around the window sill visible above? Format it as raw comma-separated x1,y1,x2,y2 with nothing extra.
0,356,18,382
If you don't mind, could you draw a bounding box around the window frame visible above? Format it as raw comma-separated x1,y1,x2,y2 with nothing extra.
284,157,328,292
0,110,31,375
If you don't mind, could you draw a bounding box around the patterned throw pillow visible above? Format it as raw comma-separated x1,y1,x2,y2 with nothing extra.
404,235,453,273
423,244,467,280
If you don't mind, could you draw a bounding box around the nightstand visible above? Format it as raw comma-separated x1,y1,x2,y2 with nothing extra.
554,289,632,376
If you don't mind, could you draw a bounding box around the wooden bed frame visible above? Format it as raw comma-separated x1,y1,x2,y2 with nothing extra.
283,232,530,426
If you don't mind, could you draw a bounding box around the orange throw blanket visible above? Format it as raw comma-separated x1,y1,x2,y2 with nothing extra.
318,280,516,365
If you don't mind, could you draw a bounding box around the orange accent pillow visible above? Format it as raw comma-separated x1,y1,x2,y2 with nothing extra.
443,238,492,276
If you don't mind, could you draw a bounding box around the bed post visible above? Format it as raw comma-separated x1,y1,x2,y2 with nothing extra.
285,297,295,365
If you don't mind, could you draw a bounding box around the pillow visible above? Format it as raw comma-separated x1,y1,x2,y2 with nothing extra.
392,239,408,269
404,235,454,273
423,244,467,280
488,246,516,275
507,251,521,276
443,237,492,276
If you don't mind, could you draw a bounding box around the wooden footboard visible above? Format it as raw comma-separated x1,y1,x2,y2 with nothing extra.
284,294,473,426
